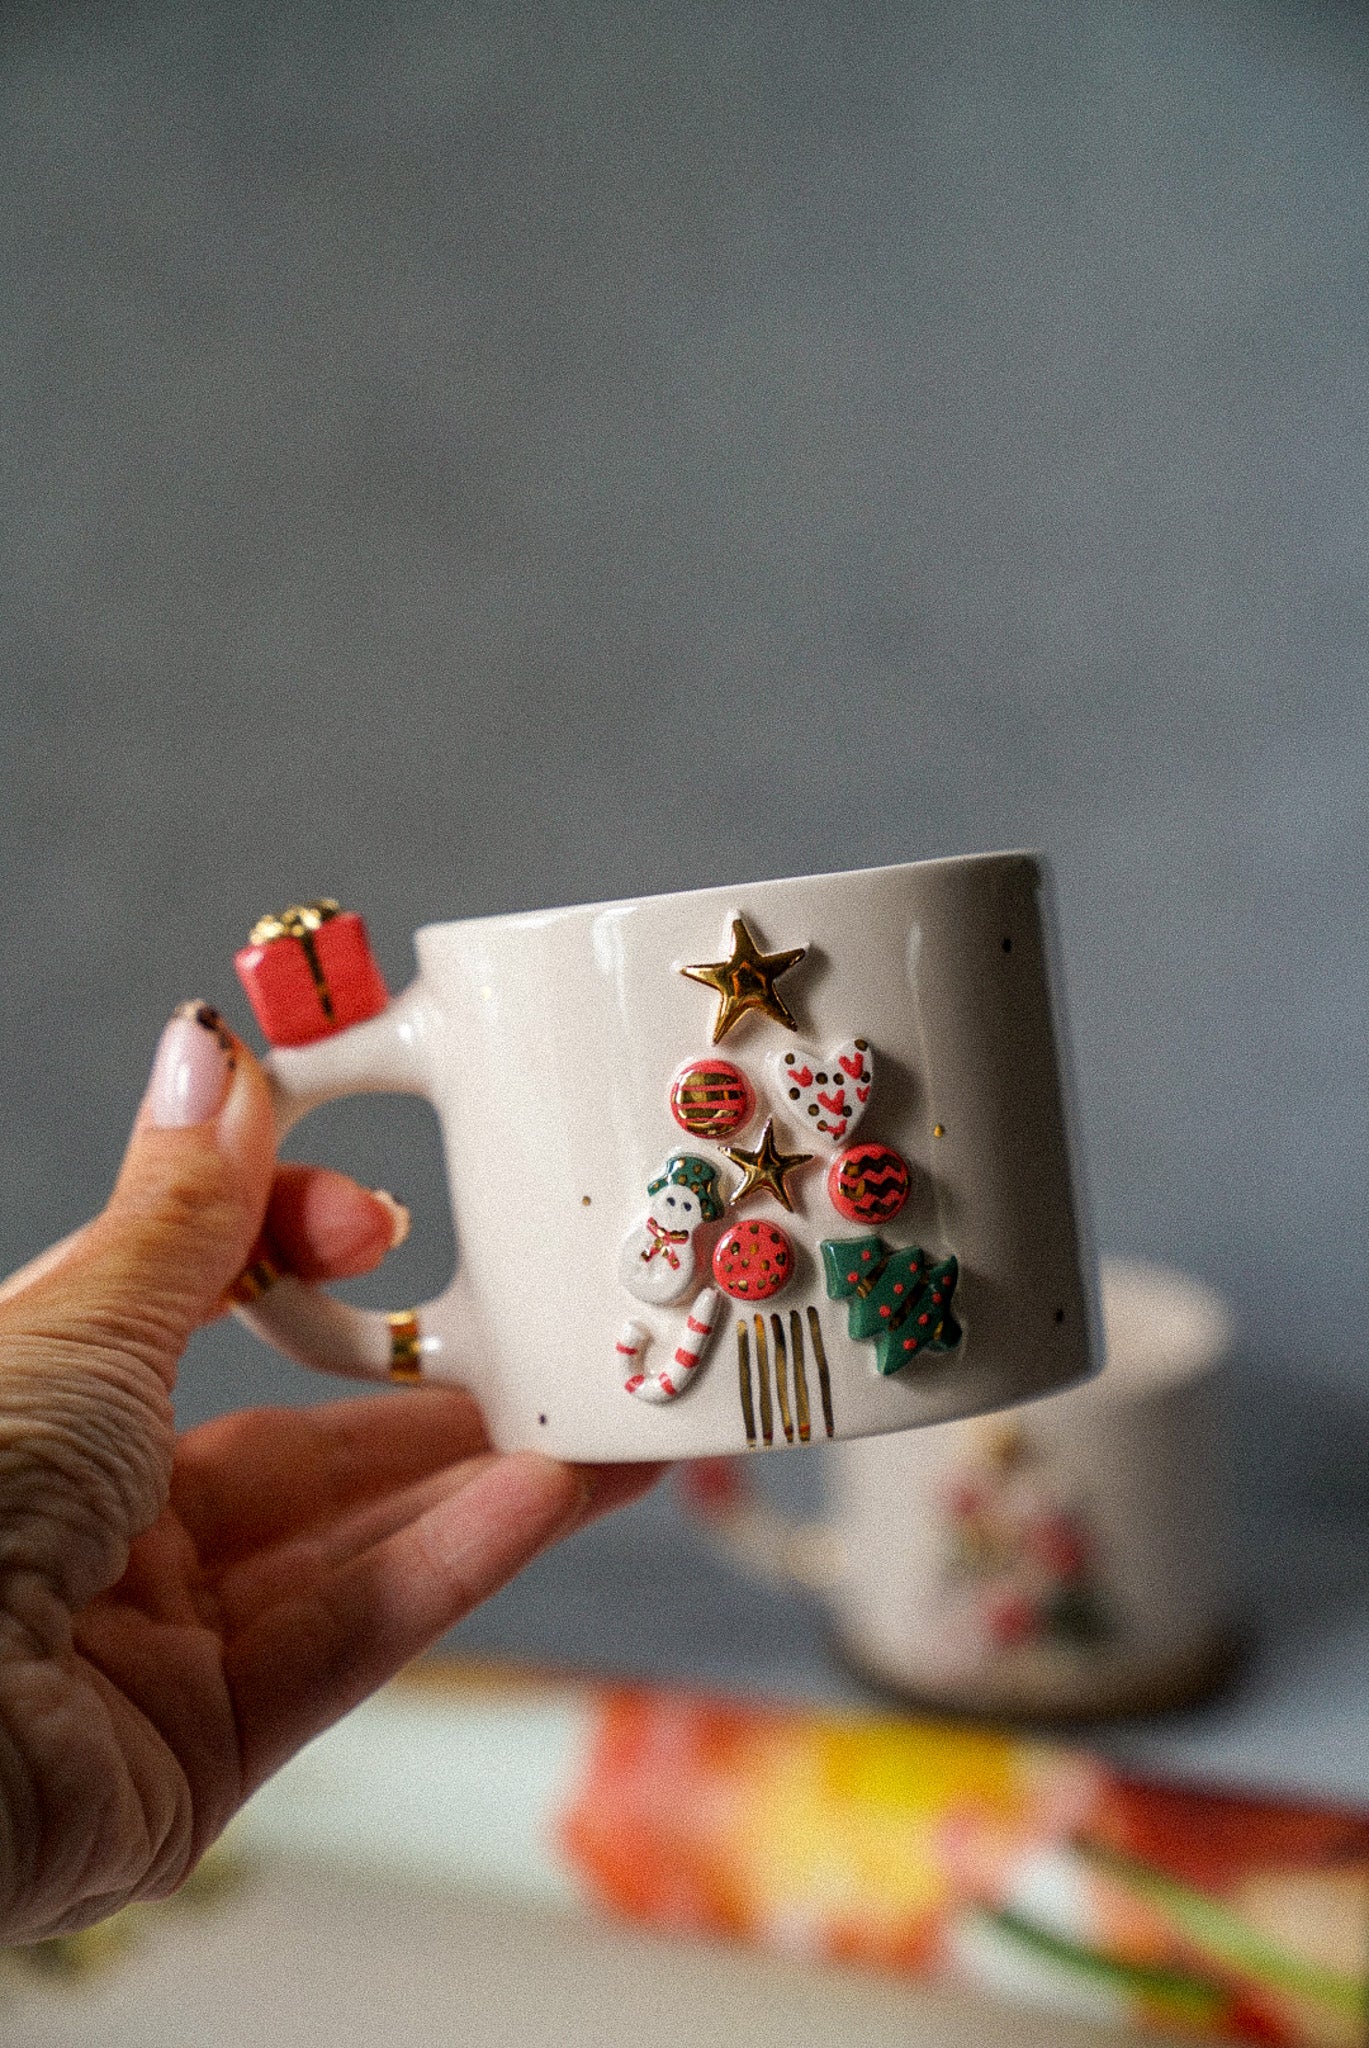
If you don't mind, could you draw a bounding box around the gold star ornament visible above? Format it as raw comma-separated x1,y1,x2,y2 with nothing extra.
680,914,806,1043
724,1118,814,1212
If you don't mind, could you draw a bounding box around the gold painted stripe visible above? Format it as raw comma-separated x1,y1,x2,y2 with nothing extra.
754,1314,774,1446
770,1313,794,1443
387,1310,423,1382
298,927,336,1021
737,1321,757,1447
808,1305,835,1437
228,1253,281,1305
790,1309,812,1442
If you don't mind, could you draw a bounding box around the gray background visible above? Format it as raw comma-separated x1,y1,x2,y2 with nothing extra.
3,0,1368,1793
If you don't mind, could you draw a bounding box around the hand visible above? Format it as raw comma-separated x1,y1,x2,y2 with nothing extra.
0,1004,659,1942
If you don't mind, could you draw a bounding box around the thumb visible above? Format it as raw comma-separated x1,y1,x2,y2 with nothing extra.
4,1003,277,1386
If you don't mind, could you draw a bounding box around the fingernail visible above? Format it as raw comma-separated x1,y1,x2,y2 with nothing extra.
371,1189,411,1250
147,1002,237,1129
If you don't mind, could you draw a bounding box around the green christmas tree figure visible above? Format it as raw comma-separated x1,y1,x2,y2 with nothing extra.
820,1236,961,1375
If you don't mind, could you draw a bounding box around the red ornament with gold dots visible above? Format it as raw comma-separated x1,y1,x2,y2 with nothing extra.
712,1218,795,1301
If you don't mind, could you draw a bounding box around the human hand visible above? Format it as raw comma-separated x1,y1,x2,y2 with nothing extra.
0,1004,659,1943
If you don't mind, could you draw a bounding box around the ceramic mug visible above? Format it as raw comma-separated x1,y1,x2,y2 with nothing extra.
235,852,1098,1461
821,1258,1236,1717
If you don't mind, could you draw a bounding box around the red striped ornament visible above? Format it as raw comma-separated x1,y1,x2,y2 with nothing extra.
669,1058,755,1140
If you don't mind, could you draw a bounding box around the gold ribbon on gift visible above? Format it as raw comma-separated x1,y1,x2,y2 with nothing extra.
387,1310,423,1382
249,899,342,1021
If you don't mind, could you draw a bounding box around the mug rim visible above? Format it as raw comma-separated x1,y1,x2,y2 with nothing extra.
1072,1256,1234,1406
414,846,1045,941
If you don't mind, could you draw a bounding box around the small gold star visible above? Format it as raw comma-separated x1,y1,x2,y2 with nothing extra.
723,1118,813,1211
680,914,806,1043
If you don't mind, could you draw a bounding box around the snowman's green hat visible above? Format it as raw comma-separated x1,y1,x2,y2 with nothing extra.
647,1152,724,1223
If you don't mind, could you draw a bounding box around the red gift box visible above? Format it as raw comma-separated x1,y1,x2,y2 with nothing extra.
234,899,390,1048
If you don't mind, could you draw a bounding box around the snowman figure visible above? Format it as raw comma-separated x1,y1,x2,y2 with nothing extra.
618,1152,724,1306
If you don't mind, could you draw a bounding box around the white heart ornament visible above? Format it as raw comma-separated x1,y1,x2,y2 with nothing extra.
770,1038,874,1146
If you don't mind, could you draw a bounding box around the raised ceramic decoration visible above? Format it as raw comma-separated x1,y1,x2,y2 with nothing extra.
712,1218,795,1301
618,1154,724,1307
680,914,806,1042
771,1038,872,1144
821,1235,961,1375
620,1287,721,1403
646,1152,725,1220
669,1057,755,1140
828,1142,911,1224
235,900,389,1047
722,1119,812,1211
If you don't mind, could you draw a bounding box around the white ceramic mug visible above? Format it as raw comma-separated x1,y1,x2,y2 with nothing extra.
823,1258,1235,1716
236,852,1098,1461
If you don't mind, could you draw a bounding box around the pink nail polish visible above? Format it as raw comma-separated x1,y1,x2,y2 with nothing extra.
371,1189,411,1250
147,1002,237,1128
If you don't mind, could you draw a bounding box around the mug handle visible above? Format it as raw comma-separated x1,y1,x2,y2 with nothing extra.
677,1461,850,1593
232,983,478,1391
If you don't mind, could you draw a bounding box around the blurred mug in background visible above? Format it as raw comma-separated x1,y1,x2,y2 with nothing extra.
689,1258,1235,1720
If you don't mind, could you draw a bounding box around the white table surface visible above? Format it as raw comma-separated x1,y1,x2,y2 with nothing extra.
1,1864,1150,2048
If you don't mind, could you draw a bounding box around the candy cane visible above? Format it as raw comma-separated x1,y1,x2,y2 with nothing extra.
616,1318,649,1389
622,1287,720,1403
